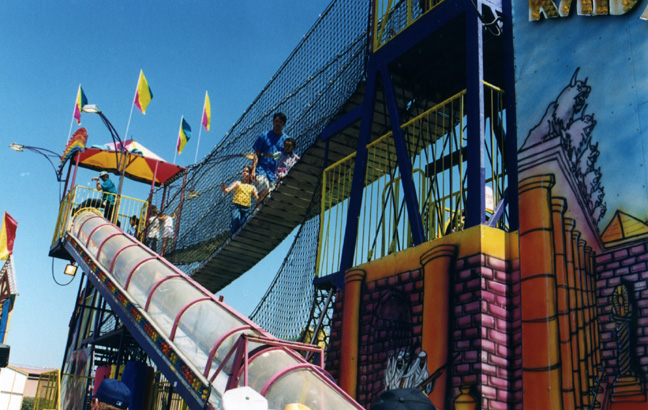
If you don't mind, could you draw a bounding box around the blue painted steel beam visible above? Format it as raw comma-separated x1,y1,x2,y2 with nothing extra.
320,105,363,142
379,66,425,245
320,1,467,148
370,0,465,69
0,299,10,342
339,66,378,273
502,0,519,231
60,275,88,371
465,2,486,227
487,188,508,228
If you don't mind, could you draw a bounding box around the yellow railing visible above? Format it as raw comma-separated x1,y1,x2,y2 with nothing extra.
33,370,60,410
51,186,149,246
317,84,507,277
372,0,444,51
30,367,193,410
150,376,190,410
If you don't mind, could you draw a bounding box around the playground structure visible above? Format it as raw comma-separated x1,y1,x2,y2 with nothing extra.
40,0,648,409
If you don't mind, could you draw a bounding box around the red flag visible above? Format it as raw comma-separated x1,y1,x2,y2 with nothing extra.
0,213,18,260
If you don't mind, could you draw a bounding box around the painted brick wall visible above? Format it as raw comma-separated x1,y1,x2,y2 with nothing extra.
326,289,344,383
451,254,521,410
326,251,521,409
596,240,648,379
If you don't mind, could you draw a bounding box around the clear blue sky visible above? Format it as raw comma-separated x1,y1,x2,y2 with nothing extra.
0,1,327,369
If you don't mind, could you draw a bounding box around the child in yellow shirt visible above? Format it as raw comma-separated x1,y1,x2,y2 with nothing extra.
221,165,259,235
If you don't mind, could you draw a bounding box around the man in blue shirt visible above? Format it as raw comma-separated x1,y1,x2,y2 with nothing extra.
93,171,117,221
251,112,288,202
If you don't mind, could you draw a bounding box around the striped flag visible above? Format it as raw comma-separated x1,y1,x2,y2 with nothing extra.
134,70,153,114
0,213,17,261
176,117,192,154
73,85,88,125
202,91,211,132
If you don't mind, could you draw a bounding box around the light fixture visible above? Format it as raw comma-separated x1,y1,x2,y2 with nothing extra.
64,264,78,276
9,143,24,152
82,104,101,114
9,143,63,181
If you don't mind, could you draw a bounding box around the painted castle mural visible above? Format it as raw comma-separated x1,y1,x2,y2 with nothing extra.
324,2,648,410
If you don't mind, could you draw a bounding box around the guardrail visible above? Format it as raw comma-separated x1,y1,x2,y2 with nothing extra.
51,186,149,247
317,83,507,277
372,0,443,51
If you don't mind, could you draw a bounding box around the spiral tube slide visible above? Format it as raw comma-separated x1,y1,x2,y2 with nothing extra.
63,210,363,410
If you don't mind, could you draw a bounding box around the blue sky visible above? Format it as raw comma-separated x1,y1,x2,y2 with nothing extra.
0,1,327,368
512,4,648,229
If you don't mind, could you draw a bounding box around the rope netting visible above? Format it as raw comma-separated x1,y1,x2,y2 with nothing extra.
248,215,321,340
156,0,372,277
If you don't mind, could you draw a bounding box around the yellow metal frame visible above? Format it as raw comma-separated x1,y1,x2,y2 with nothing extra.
33,370,61,410
51,185,149,246
317,85,506,277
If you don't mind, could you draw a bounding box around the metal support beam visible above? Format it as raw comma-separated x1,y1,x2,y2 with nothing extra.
502,0,519,231
339,66,378,273
379,66,425,245
320,105,363,142
60,274,88,371
370,0,463,68
65,240,210,410
465,1,486,227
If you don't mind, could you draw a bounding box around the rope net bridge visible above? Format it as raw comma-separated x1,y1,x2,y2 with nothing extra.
154,0,371,341
153,0,472,345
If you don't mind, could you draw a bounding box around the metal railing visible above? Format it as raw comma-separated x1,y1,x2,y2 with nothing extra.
317,84,507,277
51,186,149,246
372,0,444,51
33,370,60,410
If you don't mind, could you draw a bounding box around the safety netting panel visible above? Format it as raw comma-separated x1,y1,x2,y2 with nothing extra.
158,0,371,271
248,215,321,341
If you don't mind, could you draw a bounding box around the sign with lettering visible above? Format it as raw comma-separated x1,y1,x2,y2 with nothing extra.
529,0,648,20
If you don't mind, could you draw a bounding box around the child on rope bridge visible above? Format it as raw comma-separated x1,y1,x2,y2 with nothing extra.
274,137,300,182
221,165,259,235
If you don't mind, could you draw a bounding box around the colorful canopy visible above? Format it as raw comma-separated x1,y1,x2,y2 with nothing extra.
74,140,185,186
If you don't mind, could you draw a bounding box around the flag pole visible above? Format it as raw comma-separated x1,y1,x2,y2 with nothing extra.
66,83,81,144
195,90,209,164
194,90,211,164
66,116,75,145
194,127,203,164
123,103,135,142
173,116,182,164
123,70,141,142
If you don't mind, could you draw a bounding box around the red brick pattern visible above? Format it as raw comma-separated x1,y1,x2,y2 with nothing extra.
596,241,648,379
326,253,522,409
451,254,521,410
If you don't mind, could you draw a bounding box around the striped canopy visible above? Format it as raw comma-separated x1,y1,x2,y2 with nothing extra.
75,140,185,186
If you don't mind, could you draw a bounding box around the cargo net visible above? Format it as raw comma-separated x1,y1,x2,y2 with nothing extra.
248,214,321,341
157,0,371,276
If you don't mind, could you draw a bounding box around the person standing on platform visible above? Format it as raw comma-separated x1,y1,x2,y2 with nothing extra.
127,215,139,237
251,112,288,201
92,171,117,221
145,206,160,252
159,212,175,255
